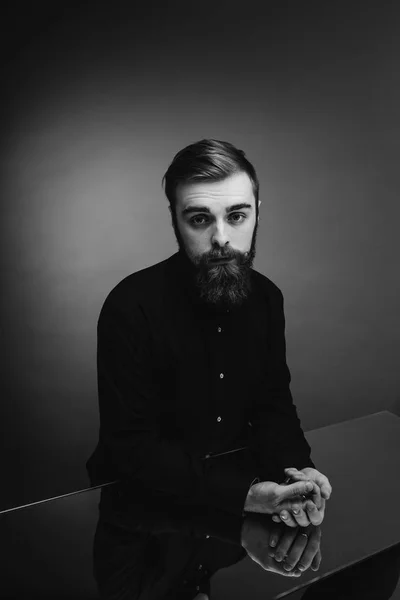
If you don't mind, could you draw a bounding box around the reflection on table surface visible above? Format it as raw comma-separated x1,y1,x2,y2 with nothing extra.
0,411,400,599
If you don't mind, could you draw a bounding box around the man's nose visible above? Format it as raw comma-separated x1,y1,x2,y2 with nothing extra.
211,222,229,246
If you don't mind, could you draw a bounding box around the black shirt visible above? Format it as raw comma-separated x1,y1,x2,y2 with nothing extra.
86,249,315,517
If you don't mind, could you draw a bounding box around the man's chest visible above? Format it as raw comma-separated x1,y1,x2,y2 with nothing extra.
147,302,271,410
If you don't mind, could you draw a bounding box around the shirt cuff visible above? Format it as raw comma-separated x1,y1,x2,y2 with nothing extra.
241,476,260,517
249,476,260,487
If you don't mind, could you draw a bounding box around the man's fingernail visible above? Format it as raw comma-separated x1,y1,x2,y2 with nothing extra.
306,482,313,491
270,539,276,547
281,513,287,520
292,509,299,515
297,564,305,571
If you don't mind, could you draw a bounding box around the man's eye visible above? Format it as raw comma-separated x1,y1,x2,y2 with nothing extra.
190,214,246,226
230,213,246,223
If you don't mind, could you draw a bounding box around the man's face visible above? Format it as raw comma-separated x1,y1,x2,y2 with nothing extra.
170,171,261,308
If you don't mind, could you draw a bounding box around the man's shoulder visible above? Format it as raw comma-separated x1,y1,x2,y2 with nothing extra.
99,254,173,315
251,267,284,301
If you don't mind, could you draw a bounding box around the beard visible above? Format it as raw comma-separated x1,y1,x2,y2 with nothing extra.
171,213,259,309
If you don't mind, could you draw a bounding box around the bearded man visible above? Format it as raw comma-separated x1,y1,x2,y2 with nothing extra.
86,138,331,528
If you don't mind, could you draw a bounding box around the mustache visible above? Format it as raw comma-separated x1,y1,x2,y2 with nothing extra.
208,252,235,261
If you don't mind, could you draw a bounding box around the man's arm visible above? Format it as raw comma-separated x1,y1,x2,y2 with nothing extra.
249,286,315,482
88,295,258,517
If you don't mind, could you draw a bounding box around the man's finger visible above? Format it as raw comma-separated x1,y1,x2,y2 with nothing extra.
321,479,332,500
311,549,322,571
312,475,331,500
277,480,314,501
272,515,281,523
305,500,324,525
310,481,322,509
285,468,332,501
272,528,298,562
269,533,280,550
284,470,308,481
277,510,298,528
308,471,332,501
289,505,312,528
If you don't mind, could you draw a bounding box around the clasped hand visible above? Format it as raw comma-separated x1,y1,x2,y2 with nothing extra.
271,467,332,528
241,513,322,576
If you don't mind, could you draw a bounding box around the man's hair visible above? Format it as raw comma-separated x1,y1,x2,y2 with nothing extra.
162,139,259,216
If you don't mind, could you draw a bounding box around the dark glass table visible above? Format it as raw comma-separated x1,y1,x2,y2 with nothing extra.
1,411,399,599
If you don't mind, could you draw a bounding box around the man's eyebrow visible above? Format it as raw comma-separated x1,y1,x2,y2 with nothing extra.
182,203,253,217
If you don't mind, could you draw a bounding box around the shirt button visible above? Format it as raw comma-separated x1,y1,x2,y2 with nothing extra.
206,535,210,539
217,416,222,422
198,564,203,570
219,373,224,379
217,326,222,332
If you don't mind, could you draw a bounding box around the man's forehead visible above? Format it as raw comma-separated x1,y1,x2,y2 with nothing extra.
176,172,255,206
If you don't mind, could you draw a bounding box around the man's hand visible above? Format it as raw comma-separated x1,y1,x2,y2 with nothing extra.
268,522,322,574
243,479,316,515
271,467,332,527
241,514,322,576
285,467,332,500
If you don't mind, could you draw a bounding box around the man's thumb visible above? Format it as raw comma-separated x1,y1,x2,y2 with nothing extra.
279,480,313,499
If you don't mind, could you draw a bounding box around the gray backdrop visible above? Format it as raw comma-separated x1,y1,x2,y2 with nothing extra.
1,0,399,512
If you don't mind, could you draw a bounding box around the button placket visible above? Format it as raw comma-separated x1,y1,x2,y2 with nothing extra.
215,313,226,438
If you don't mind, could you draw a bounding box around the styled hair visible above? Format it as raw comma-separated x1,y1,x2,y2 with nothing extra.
162,139,259,216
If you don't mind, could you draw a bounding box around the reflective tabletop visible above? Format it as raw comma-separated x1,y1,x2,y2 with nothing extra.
1,411,399,599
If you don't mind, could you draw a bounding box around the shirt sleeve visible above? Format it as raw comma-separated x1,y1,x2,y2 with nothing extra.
248,287,315,483
88,296,257,517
